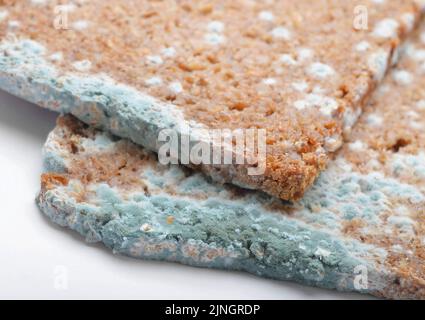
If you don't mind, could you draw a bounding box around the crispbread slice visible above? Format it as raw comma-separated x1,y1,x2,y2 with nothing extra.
1,0,424,200
37,115,425,299
37,20,425,298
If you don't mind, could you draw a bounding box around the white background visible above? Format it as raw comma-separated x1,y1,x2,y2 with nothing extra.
0,89,369,300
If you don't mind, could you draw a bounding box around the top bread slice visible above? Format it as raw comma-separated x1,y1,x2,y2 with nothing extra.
0,0,424,200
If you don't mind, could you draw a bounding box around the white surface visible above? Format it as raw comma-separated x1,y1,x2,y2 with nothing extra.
0,90,369,300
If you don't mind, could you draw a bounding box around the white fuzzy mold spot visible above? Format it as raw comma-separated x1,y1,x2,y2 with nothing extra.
355,41,370,52
72,20,89,31
161,47,176,58
307,62,335,79
312,86,326,94
294,94,338,116
297,48,314,62
294,100,308,110
406,110,420,119
271,27,291,40
279,54,297,65
49,52,63,62
145,77,163,86
412,49,425,61
146,55,163,65
392,70,413,86
0,10,9,22
372,18,399,38
314,247,331,258
410,121,422,130
140,223,153,232
58,4,76,13
8,20,20,30
343,107,361,134
292,81,309,92
366,114,384,126
207,21,225,33
324,136,343,152
262,78,277,85
318,98,339,116
169,82,183,94
204,33,226,45
349,140,366,151
72,60,92,72
406,45,425,61
368,50,389,81
416,99,425,110
258,11,274,21
31,0,48,5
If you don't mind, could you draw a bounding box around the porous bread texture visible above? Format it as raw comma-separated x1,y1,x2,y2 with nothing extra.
1,0,424,200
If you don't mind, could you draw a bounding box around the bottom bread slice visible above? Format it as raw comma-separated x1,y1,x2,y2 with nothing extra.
37,112,424,300
36,23,425,299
